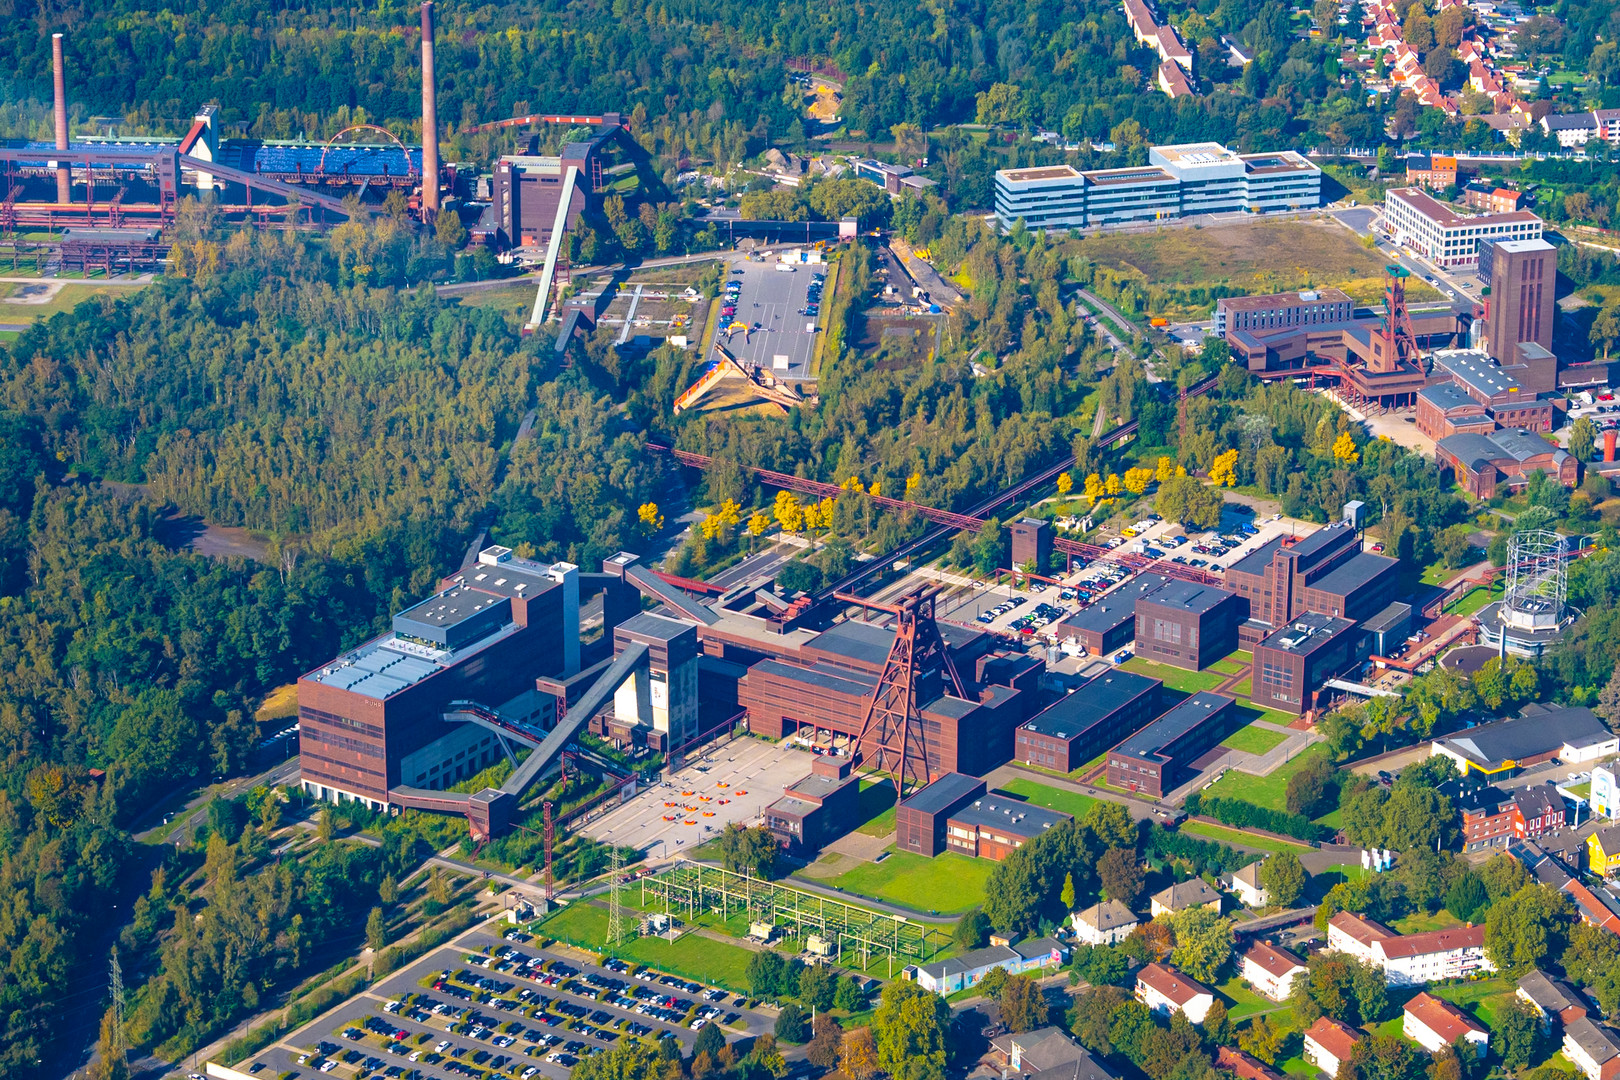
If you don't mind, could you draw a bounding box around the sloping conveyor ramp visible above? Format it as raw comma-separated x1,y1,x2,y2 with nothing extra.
390,640,649,838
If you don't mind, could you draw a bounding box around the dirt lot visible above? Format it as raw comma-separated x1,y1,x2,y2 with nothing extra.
1070,219,1444,312
857,313,941,369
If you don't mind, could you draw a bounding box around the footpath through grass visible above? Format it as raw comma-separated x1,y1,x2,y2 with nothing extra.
1198,744,1330,811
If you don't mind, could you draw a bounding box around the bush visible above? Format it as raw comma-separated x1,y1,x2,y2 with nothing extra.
1144,824,1258,875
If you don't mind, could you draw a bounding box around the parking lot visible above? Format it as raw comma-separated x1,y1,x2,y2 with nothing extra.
942,506,1300,645
578,737,815,859
710,256,824,382
238,926,773,1080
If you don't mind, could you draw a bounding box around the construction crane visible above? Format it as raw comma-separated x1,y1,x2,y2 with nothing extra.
671,343,808,415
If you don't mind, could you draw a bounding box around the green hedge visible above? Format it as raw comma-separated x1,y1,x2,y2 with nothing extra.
1183,793,1327,843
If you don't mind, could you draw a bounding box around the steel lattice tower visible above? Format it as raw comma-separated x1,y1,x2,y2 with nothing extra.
607,847,626,947
852,590,965,802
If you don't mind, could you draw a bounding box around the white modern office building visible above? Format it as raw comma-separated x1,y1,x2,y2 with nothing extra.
993,141,1321,230
1383,187,1544,268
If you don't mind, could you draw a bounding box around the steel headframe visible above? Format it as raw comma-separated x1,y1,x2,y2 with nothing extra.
1381,264,1420,371
850,589,963,800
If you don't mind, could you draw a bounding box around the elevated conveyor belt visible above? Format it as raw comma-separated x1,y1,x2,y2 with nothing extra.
178,154,366,217
498,640,648,798
525,164,580,331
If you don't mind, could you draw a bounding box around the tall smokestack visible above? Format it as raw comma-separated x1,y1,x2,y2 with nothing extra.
420,2,440,216
52,34,70,204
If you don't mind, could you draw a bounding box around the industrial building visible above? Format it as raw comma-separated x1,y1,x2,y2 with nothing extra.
1223,522,1399,643
1104,691,1240,798
764,756,862,854
1250,614,1365,716
1132,578,1242,670
992,142,1320,230
896,773,988,856
945,796,1072,861
1053,573,1174,654
1013,670,1163,772
914,937,1067,993
1436,428,1576,498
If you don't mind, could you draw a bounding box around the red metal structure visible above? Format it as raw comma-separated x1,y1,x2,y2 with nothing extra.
850,590,965,800
543,801,555,900
317,125,418,181
1378,265,1420,373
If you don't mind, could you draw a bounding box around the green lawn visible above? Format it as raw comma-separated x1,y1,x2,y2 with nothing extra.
1447,583,1502,618
1280,1055,1322,1079
1221,725,1288,755
999,778,1100,819
1430,977,1517,1029
1231,677,1254,697
1216,975,1292,1020
1391,910,1463,935
1123,657,1230,693
1181,821,1312,855
1210,657,1250,676
854,779,899,837
539,901,758,991
825,850,992,915
0,279,149,323
1198,744,1330,812
1568,782,1593,800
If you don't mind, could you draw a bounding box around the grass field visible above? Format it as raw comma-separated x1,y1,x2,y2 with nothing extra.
1447,583,1503,617
1391,910,1463,935
540,901,758,990
453,281,540,320
0,280,148,323
1199,744,1330,811
1215,975,1292,1020
1430,977,1516,1028
826,850,992,915
999,777,1100,819
1180,821,1312,855
1210,658,1249,676
1122,657,1229,694
255,683,298,723
1066,220,1441,318
1221,724,1288,755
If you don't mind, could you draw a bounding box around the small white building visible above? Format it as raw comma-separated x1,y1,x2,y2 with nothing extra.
1135,962,1214,1024
1229,862,1269,909
1304,1016,1362,1077
1240,940,1306,1001
1403,992,1489,1055
1151,878,1222,918
1072,899,1139,946
1562,1017,1620,1080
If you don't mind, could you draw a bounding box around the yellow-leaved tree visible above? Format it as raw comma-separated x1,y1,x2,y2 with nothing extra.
1209,449,1240,487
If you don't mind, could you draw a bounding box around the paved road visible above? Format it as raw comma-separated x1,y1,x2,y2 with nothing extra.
706,545,797,591
132,755,301,845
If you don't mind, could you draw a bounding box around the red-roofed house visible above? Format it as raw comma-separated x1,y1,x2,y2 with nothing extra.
1217,1047,1285,1080
1136,963,1215,1023
1376,924,1494,986
1304,1017,1363,1076
1326,910,1394,963
1242,941,1307,1001
1404,992,1490,1054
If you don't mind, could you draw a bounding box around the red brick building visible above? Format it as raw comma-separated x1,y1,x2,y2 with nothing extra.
1513,786,1567,839
1406,154,1458,190
1436,429,1578,499
1223,522,1399,643
1015,669,1162,772
945,796,1072,861
1416,382,1494,441
895,773,987,856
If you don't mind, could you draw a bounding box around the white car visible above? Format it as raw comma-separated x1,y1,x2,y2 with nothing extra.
436,1040,452,1053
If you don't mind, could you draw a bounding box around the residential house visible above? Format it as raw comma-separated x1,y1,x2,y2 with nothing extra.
1136,963,1215,1023
1229,862,1269,908
1304,1016,1363,1077
1241,940,1307,1001
1514,787,1567,839
1216,1048,1284,1080
1562,1016,1620,1080
1516,970,1588,1029
1151,878,1222,917
991,1027,1115,1080
1072,900,1140,946
1326,910,1396,964
1403,992,1489,1055
914,938,1068,994
1325,911,1494,984
1588,825,1620,877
